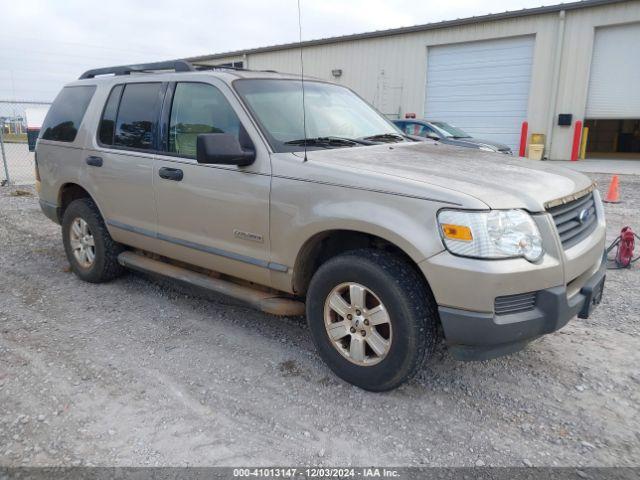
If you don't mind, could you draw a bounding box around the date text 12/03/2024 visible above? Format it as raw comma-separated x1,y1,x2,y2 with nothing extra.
232,468,400,478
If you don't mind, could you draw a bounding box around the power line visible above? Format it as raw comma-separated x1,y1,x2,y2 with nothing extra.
0,34,154,56
0,100,53,105
0,68,76,77
0,47,157,62
0,56,126,69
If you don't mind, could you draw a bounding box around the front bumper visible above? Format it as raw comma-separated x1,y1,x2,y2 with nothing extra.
439,253,606,361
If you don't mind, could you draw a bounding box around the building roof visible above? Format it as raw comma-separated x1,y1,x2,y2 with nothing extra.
186,0,626,63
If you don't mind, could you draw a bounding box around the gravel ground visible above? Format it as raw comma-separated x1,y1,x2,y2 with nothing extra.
0,173,638,467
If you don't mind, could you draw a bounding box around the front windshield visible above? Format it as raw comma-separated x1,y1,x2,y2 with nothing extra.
234,79,402,152
430,121,471,138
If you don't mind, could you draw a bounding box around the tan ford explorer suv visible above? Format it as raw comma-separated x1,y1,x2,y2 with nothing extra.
36,61,606,391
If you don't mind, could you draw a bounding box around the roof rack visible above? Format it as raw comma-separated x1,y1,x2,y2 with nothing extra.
79,60,195,80
192,64,246,72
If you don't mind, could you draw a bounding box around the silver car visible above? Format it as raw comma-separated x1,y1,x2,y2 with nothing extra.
394,119,513,154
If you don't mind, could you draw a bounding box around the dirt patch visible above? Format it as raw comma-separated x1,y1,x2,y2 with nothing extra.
9,189,33,197
279,359,303,377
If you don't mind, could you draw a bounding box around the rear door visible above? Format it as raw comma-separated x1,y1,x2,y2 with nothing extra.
84,82,164,250
152,80,272,286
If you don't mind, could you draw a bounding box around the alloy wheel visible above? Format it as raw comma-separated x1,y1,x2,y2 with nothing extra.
323,282,393,366
69,218,96,268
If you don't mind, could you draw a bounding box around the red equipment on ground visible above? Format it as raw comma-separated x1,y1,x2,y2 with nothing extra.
606,226,639,269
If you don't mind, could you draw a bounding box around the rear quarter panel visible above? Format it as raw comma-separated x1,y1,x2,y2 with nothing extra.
36,81,109,217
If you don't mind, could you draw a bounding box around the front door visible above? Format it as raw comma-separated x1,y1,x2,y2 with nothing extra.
152,80,272,286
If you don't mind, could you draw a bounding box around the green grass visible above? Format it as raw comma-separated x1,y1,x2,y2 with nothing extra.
2,133,28,143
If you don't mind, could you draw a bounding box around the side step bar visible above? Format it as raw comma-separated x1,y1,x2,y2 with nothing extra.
117,251,305,316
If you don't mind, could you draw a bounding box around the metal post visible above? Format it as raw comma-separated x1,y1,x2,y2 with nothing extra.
0,119,11,185
545,9,566,159
571,120,583,162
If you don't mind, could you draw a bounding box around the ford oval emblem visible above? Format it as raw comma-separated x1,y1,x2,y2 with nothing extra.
578,208,591,224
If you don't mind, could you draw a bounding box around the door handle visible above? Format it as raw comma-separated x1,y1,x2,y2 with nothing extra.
85,156,103,167
158,167,183,181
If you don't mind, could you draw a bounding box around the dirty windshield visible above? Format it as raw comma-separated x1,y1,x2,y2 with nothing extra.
234,79,402,152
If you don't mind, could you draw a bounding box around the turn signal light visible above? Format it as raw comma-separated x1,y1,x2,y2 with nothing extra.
441,224,473,241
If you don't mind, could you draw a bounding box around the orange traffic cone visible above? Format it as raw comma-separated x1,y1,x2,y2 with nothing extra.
603,175,621,203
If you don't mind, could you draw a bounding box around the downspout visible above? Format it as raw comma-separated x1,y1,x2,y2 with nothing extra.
545,9,566,159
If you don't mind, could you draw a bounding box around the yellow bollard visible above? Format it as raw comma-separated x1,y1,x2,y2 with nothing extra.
580,127,589,160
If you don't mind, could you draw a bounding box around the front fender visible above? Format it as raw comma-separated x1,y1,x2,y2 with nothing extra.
269,176,454,292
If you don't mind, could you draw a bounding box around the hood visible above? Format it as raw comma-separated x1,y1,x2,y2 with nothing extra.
303,142,593,211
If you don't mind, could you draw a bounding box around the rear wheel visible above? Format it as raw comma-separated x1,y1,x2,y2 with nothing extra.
306,249,437,391
62,198,124,283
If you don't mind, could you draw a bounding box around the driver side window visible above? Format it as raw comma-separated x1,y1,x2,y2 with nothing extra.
404,122,435,138
168,83,241,158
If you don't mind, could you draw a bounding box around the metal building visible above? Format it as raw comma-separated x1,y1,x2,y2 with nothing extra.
186,0,640,160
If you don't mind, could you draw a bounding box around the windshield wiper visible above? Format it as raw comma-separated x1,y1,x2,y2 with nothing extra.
360,133,407,143
284,136,368,147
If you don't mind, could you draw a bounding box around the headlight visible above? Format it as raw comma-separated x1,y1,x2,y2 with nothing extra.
437,209,544,262
478,145,497,152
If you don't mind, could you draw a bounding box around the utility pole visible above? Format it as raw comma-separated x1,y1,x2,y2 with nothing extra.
0,119,10,185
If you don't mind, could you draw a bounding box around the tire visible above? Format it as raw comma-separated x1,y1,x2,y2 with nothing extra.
306,249,437,391
61,198,124,283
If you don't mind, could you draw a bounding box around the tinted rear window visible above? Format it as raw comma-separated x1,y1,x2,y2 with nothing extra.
98,84,123,145
40,86,96,142
114,83,163,150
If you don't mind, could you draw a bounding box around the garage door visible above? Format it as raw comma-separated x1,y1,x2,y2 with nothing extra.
425,36,534,152
586,23,640,118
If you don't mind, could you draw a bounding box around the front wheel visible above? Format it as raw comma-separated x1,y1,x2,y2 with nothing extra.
306,249,438,391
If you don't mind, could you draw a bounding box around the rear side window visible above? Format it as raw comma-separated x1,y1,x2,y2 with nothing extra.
114,83,163,150
40,86,96,142
98,84,123,145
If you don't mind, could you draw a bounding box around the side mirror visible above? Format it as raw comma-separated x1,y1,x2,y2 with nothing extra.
196,133,255,166
425,133,440,141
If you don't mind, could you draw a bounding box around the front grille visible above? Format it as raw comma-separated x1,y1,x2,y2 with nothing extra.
494,292,537,315
547,192,597,249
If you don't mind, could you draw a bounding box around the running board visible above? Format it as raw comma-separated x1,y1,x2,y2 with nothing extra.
117,251,305,316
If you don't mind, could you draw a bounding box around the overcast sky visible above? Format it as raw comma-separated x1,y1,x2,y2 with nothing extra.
1,0,552,102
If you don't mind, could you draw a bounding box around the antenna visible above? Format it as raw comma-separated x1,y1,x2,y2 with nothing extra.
297,0,308,162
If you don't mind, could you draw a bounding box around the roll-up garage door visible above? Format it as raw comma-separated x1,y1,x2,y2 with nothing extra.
425,36,534,152
586,23,640,118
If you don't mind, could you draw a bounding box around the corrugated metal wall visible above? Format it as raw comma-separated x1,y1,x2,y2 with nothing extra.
200,1,640,160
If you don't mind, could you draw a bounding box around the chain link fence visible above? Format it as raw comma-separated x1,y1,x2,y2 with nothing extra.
1,100,52,186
